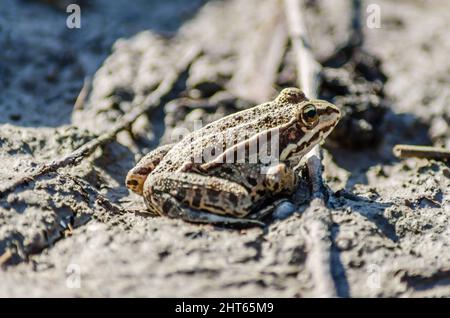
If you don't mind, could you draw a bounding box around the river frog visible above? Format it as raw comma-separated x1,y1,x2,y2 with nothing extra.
126,88,340,226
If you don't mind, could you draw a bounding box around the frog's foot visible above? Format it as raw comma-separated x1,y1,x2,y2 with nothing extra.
126,143,175,195
148,193,264,227
248,198,291,220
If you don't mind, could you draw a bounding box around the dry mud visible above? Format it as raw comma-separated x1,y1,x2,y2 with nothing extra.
0,0,449,297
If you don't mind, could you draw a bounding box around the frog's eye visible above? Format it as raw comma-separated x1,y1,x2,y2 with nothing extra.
301,104,318,127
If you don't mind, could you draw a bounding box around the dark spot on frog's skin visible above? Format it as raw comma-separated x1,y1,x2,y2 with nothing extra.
261,116,272,125
162,200,172,214
225,166,235,174
229,193,238,206
256,189,266,197
135,166,151,175
176,188,186,200
287,128,299,141
192,191,202,208
247,177,258,186
207,194,219,204
272,183,279,192
279,125,304,149
127,179,138,186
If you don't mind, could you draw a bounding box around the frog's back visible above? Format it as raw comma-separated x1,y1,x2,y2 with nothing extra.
151,88,312,173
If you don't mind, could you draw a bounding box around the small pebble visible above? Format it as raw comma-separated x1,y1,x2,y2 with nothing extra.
272,201,296,220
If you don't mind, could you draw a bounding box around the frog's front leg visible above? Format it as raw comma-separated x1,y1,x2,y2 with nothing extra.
263,163,298,194
126,143,175,195
210,163,298,220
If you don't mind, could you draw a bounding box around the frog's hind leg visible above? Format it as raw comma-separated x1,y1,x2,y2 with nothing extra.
145,171,259,218
126,143,175,195
151,192,264,227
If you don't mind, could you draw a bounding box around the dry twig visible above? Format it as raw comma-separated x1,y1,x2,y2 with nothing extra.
350,0,364,47
393,144,450,161
0,249,13,266
283,0,325,195
284,0,337,297
73,77,91,111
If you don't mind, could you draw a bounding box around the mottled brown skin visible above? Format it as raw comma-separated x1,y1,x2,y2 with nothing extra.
126,143,175,195
126,88,340,226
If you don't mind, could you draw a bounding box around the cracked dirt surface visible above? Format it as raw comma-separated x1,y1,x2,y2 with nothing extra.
0,0,449,297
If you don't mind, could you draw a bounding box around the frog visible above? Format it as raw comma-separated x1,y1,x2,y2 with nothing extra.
126,88,341,226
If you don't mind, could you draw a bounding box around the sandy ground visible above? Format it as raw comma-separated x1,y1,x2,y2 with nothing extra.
0,0,449,297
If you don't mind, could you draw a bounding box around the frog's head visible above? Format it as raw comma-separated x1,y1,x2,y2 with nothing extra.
275,88,341,166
